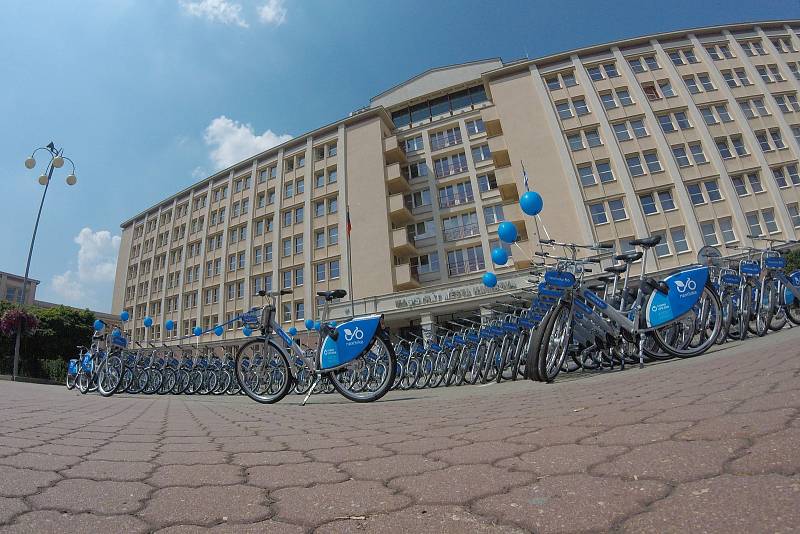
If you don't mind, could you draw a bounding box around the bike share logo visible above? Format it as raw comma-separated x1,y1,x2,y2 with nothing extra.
343,326,364,345
674,279,696,295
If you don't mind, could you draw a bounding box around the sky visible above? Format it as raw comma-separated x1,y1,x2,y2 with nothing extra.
1,0,798,312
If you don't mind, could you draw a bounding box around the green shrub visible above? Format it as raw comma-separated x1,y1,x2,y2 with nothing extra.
42,359,67,382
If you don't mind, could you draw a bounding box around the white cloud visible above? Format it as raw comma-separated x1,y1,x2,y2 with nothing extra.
50,228,121,310
258,0,287,25
179,0,249,27
203,115,292,170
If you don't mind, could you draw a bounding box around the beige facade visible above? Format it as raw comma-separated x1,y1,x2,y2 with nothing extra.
113,20,800,343
0,271,39,306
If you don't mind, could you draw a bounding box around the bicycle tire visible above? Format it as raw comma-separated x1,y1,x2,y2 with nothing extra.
236,338,292,404
328,335,396,402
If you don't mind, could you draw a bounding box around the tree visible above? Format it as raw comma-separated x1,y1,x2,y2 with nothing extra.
786,248,800,273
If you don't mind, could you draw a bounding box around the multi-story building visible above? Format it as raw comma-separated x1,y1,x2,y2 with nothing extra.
113,20,800,343
0,271,39,305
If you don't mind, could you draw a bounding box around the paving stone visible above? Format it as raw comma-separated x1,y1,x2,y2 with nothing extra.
155,519,305,534
384,437,470,455
427,440,531,464
154,451,230,465
61,460,153,481
308,444,392,464
139,486,270,527
215,440,285,453
231,450,308,467
732,390,800,413
507,425,599,447
339,454,447,481
272,480,410,527
274,435,353,451
247,462,349,490
29,479,151,514
644,402,732,423
728,428,800,475
159,442,218,452
621,474,800,533
316,504,525,534
87,448,158,461
0,510,151,534
389,464,533,504
0,497,27,524
148,463,244,487
474,474,668,533
592,439,746,483
0,452,82,471
582,421,692,446
497,444,627,476
0,447,19,458
0,466,60,498
27,443,95,456
677,408,794,441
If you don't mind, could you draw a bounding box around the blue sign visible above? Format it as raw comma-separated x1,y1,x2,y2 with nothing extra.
645,266,708,328
741,261,760,276
544,270,576,289
582,289,608,309
765,256,786,269
319,315,381,370
721,273,741,285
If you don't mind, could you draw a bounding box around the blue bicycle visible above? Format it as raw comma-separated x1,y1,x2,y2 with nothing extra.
235,289,396,404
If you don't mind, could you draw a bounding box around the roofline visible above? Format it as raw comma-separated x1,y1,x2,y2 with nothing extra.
0,271,40,284
369,57,503,104
482,19,800,80
120,106,393,228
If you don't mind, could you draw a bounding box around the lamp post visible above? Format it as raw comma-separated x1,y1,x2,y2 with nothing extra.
12,142,77,380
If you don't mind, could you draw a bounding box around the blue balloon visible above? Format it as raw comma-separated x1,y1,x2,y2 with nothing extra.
165,320,175,331
483,272,498,288
288,327,298,337
193,326,203,336
497,221,518,244
93,319,104,331
242,326,253,337
313,321,321,331
112,328,121,337
520,191,544,216
214,325,224,337
143,316,153,328
304,319,314,330
120,311,130,322
491,247,509,265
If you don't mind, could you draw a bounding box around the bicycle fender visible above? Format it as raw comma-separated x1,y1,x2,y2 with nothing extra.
319,315,381,370
644,266,708,328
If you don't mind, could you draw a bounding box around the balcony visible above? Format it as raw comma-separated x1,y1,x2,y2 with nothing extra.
388,193,414,225
391,227,418,257
385,163,411,194
434,161,470,179
481,106,503,137
447,259,486,277
438,193,475,209
442,223,481,242
394,262,421,290
429,132,463,152
493,167,520,201
384,136,407,165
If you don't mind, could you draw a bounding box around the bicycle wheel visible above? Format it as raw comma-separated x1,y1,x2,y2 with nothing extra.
158,368,176,395
66,372,77,390
97,356,123,397
537,302,573,383
716,293,734,344
329,335,396,402
527,309,552,381
235,338,292,404
654,285,722,358
753,281,774,337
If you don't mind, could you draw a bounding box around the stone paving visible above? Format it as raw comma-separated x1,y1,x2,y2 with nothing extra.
0,328,799,533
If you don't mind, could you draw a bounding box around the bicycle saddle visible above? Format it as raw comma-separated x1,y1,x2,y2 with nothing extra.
597,275,616,284
604,264,627,274
317,289,347,301
629,236,662,248
615,252,643,263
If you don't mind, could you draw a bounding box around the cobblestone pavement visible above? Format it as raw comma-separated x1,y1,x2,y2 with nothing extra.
1,328,799,533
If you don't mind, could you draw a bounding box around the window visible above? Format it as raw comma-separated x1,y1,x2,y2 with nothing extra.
684,75,700,94
567,133,584,151
616,89,634,106
735,68,751,86
329,259,340,279
771,129,786,150
562,72,577,87
556,102,573,120
430,127,462,150
689,144,707,164
658,114,675,133
465,119,485,135
282,303,291,323
589,203,608,225
477,173,497,192
294,235,304,255
672,145,690,167
720,217,736,243
732,175,748,196
762,208,779,234
600,92,617,110
640,193,657,215
597,161,614,183
659,80,675,97
722,70,738,88
704,180,722,202
653,232,670,257
643,85,660,101
716,138,733,159
315,229,325,249
546,76,561,90
716,105,732,123
328,168,338,184
643,152,662,173
284,182,294,198
328,226,338,245
747,172,764,193
674,110,692,129
788,62,800,80
296,179,304,194
578,165,595,187
700,107,717,125
404,135,424,152
644,55,660,70
731,135,747,156
698,74,715,92
774,93,800,113
628,58,644,73
585,129,601,147
315,263,326,282
788,204,800,227
614,122,631,141
630,120,647,138
295,302,304,321
483,204,505,225
603,63,619,78
746,211,763,237
282,270,292,289
315,201,325,218
701,222,719,246
626,154,644,176
411,252,440,274
773,167,789,188
706,46,721,60
573,98,589,116
671,227,689,254
471,144,492,162
282,210,292,227
328,197,338,214
282,238,292,257
670,51,685,66
587,66,604,81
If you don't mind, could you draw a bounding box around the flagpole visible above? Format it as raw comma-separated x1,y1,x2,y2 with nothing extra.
346,205,355,319
521,160,546,256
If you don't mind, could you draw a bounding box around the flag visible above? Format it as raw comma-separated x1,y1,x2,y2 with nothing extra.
521,161,529,191
346,209,352,235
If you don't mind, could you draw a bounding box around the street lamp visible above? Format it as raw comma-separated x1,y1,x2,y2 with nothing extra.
12,143,77,380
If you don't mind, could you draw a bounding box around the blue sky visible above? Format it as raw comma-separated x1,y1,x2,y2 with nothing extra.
1,0,797,311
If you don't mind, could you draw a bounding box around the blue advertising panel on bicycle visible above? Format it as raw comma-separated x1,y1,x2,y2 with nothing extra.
721,273,741,285
544,271,576,289
319,315,381,370
765,256,786,269
645,266,709,328
740,261,760,276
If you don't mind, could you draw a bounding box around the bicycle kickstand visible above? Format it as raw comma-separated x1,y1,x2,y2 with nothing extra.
638,335,645,369
302,375,321,406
